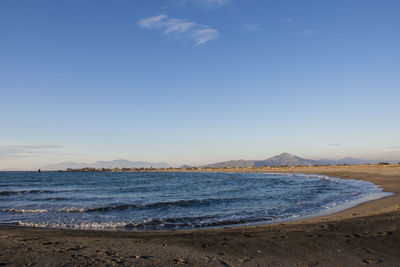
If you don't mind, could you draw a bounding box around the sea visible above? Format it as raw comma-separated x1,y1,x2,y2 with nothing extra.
0,171,391,231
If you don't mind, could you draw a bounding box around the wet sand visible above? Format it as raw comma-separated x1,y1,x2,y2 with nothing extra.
0,165,399,266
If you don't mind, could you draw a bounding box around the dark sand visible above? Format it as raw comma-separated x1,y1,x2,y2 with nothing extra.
1,165,399,266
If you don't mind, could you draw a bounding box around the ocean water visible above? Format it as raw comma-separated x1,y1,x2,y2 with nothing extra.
0,171,390,230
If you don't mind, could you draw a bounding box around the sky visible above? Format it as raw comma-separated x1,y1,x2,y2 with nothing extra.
1,0,400,170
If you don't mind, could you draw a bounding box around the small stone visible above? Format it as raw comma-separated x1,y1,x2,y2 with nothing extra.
239,256,251,262
172,258,188,264
363,258,374,264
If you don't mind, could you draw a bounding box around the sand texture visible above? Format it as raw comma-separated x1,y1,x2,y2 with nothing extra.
0,165,399,266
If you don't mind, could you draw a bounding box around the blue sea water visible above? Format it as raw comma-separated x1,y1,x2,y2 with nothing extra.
0,171,390,230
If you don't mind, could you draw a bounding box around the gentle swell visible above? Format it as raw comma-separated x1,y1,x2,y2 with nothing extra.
86,198,237,213
0,190,54,196
3,198,238,214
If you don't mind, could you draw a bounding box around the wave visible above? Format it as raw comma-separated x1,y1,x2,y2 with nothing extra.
14,214,278,230
122,216,254,229
41,197,70,201
85,198,236,213
60,207,85,213
16,221,128,229
4,207,84,213
3,198,238,215
0,190,54,196
4,209,48,213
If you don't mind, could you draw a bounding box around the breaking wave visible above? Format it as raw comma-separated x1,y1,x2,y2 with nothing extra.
5,209,48,213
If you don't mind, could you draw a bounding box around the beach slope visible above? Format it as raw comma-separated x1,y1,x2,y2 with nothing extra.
0,165,399,266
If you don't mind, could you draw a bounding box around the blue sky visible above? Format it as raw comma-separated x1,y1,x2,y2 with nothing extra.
1,0,399,169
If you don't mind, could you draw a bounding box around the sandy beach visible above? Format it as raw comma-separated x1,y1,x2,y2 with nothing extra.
0,165,399,266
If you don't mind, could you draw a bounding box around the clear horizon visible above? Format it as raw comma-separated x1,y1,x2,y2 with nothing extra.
1,0,400,170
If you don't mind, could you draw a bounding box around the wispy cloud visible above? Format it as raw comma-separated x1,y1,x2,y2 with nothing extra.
137,14,168,29
138,15,220,45
242,23,263,32
173,0,230,8
0,144,71,159
376,146,400,153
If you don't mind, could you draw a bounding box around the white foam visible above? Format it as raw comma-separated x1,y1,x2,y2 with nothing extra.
59,207,85,213
17,221,129,230
5,209,48,213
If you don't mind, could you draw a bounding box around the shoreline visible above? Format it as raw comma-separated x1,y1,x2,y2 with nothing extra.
1,165,399,266
2,171,393,232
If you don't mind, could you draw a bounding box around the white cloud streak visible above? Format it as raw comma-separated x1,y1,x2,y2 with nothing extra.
0,144,71,159
138,15,220,45
376,146,400,153
200,0,230,5
137,14,168,28
173,0,230,8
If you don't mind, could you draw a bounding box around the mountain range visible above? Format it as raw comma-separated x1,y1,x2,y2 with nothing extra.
41,153,393,171
200,153,383,168
42,159,169,170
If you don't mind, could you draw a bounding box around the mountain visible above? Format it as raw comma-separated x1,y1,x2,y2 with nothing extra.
42,159,169,170
202,153,315,168
40,154,393,171
201,153,383,168
254,153,317,167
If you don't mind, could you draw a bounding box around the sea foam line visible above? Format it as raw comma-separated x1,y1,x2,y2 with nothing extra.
4,209,48,213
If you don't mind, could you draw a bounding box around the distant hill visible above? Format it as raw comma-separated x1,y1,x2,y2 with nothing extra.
201,153,382,168
254,153,317,167
42,159,169,170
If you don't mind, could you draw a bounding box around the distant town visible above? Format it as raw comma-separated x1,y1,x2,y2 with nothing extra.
62,162,398,172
